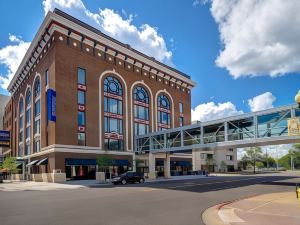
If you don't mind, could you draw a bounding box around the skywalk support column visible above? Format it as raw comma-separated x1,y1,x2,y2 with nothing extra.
192,149,201,171
148,153,156,179
164,153,171,178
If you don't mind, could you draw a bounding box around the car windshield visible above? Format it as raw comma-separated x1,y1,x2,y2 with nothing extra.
120,172,133,177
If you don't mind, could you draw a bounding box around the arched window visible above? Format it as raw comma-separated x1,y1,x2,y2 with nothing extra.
133,86,149,136
157,94,171,131
18,98,24,157
25,89,31,155
33,78,41,153
103,76,124,151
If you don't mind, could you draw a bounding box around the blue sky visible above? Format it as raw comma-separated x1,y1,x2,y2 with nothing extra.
0,0,299,122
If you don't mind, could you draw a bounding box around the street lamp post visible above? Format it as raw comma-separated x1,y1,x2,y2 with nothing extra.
295,90,300,108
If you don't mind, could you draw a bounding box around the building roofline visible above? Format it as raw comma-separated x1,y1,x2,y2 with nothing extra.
53,8,191,80
8,9,196,93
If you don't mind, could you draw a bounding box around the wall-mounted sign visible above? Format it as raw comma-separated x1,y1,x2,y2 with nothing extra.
77,84,87,91
0,130,10,147
288,117,300,136
47,89,56,122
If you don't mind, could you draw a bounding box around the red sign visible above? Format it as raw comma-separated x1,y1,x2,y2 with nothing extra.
104,132,123,140
78,84,87,91
78,104,85,111
134,101,149,108
134,118,149,125
78,126,85,132
158,107,170,113
104,112,123,119
104,92,122,100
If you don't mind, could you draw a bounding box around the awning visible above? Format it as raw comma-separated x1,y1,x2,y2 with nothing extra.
26,160,39,167
65,158,96,166
36,158,48,165
16,162,23,168
113,160,130,166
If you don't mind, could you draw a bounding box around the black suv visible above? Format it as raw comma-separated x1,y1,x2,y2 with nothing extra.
112,172,145,185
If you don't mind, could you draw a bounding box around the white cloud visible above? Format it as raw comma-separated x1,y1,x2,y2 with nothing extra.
192,101,243,122
209,0,300,78
42,0,172,64
0,34,30,89
248,92,276,112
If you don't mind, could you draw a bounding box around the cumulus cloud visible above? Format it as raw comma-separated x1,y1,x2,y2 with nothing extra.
0,34,30,89
248,92,276,112
42,0,172,64
209,0,300,78
192,101,243,122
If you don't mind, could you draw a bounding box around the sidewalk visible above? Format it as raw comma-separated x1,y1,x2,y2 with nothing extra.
202,192,300,225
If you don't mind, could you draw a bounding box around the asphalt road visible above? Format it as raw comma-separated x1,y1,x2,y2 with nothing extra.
0,174,299,225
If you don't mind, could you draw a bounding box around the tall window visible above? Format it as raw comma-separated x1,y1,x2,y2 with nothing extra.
18,98,24,157
179,102,184,127
134,86,149,136
103,76,124,151
77,68,86,146
157,94,171,131
25,89,31,155
33,78,41,153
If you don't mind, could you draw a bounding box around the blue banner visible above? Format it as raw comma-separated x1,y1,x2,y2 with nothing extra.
0,130,10,147
47,89,56,122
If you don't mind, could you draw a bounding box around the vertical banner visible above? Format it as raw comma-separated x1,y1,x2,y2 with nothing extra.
47,89,56,122
288,117,300,136
0,130,10,147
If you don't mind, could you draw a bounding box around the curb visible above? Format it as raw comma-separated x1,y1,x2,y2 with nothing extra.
202,194,260,225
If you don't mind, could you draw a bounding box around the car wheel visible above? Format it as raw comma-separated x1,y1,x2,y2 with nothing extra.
139,178,145,183
121,179,127,185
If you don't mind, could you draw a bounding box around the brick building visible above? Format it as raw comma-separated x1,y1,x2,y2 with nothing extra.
4,9,195,181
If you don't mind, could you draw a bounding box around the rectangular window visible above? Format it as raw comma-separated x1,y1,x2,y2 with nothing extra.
34,100,40,116
179,103,183,113
34,119,40,134
19,131,23,142
78,111,85,126
45,70,49,86
180,117,184,127
25,142,30,155
109,98,118,114
78,133,86,146
226,155,233,161
26,109,31,124
19,116,23,129
200,153,205,159
34,139,40,152
78,90,85,105
78,68,86,85
26,126,31,139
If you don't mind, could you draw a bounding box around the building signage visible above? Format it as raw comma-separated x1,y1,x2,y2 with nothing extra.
104,132,123,140
78,104,85,111
0,130,10,147
47,89,56,122
288,117,300,136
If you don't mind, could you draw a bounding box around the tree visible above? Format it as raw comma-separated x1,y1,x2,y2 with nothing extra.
2,157,18,176
220,160,227,172
278,144,300,170
246,147,263,174
96,155,113,180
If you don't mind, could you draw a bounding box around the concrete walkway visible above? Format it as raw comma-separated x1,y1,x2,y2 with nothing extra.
202,192,300,225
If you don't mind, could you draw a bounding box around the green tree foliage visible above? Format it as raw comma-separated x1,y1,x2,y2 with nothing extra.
246,147,263,173
2,157,18,174
278,144,300,169
96,155,113,172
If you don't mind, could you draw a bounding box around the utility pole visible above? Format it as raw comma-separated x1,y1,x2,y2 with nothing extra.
276,146,279,171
